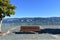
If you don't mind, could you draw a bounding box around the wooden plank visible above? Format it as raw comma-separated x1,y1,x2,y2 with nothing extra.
20,26,40,32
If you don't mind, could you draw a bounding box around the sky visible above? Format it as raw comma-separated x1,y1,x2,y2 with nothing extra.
5,0,60,18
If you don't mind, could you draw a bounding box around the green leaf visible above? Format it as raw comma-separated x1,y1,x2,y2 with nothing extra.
0,0,16,18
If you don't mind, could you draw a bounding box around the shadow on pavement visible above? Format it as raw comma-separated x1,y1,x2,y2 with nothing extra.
13,28,60,34
13,32,35,34
39,28,60,34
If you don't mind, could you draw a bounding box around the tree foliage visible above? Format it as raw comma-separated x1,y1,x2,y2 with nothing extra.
0,0,15,19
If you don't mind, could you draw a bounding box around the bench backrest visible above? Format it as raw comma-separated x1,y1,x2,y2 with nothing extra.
20,26,40,32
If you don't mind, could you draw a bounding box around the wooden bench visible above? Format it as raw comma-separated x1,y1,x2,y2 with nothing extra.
20,26,40,32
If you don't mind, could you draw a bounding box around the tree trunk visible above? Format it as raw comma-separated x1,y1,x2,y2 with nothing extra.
0,18,2,32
